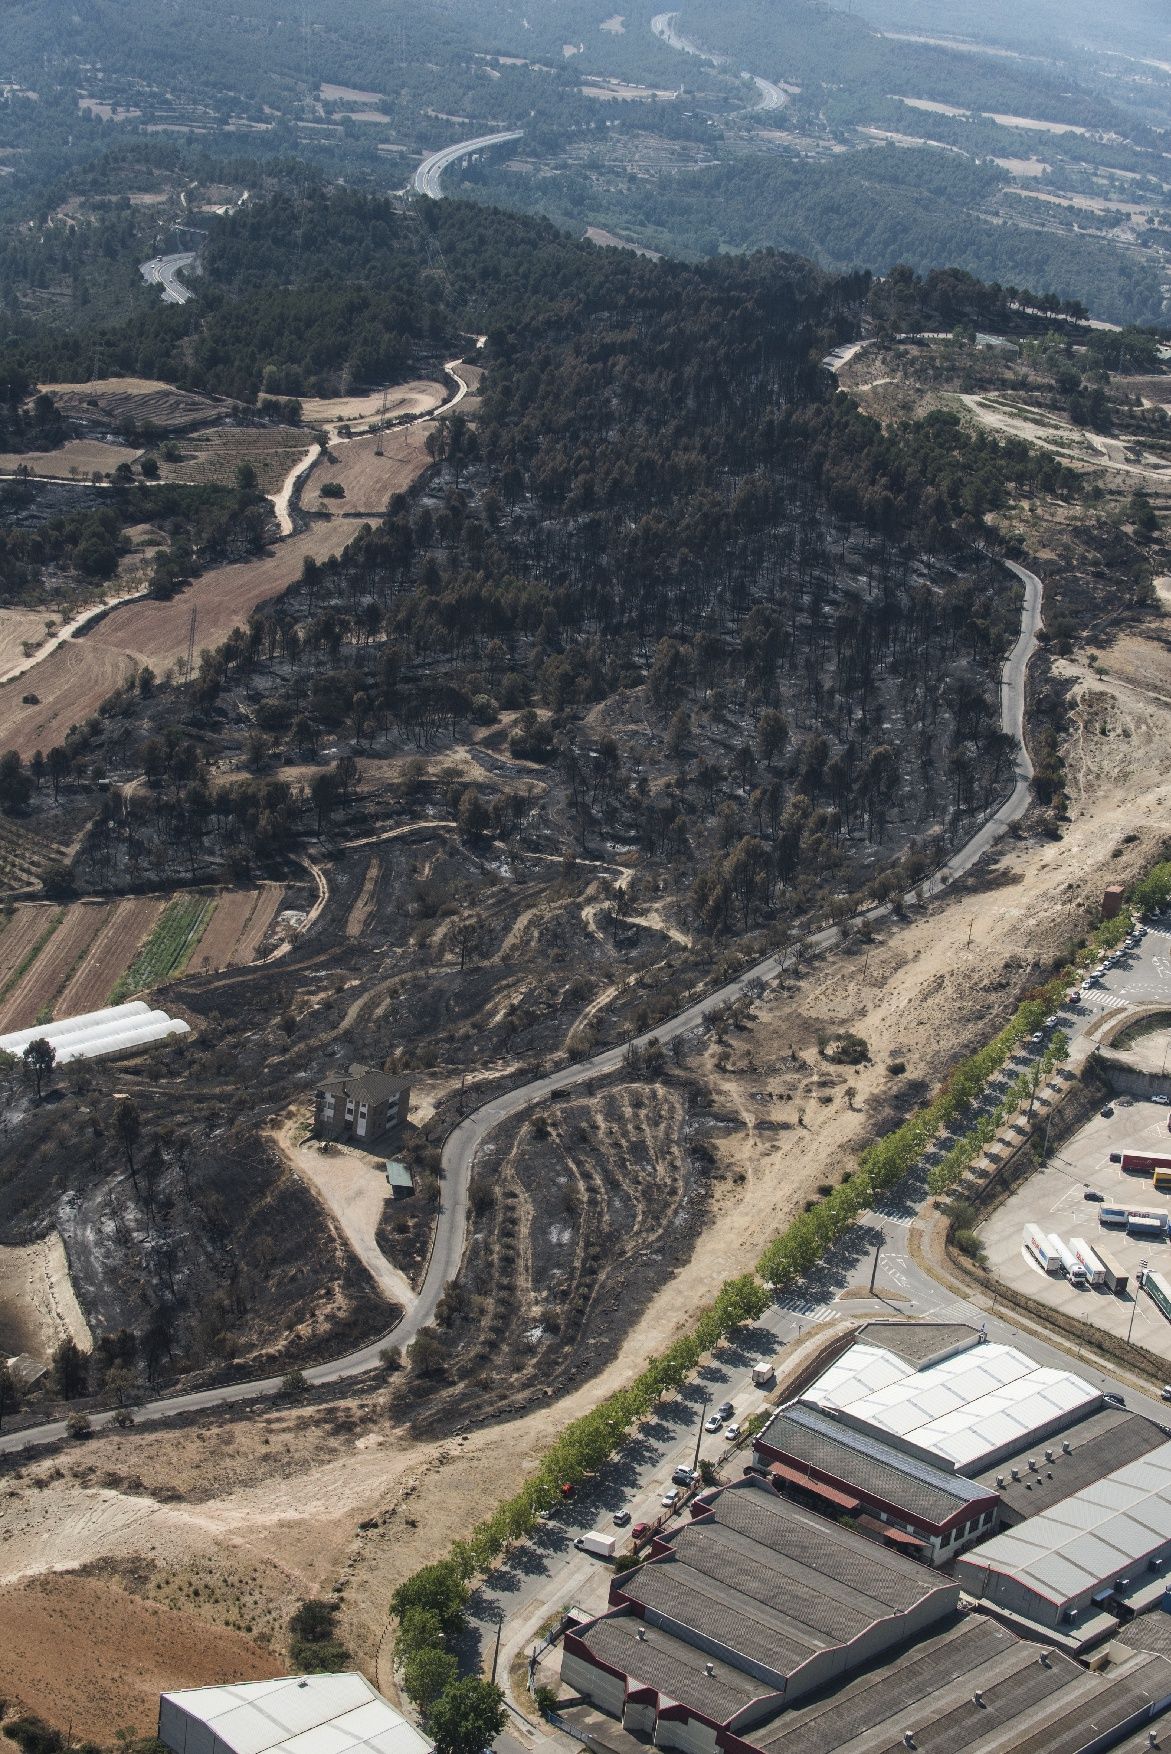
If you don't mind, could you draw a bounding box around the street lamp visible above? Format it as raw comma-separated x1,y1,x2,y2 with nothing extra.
1127,1260,1149,1346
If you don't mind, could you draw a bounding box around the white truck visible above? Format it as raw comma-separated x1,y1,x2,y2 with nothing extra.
751,1361,776,1387
1070,1238,1107,1287
1047,1234,1088,1285
574,1531,617,1559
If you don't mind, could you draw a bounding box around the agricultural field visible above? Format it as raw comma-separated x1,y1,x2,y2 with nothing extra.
153,424,309,494
0,884,284,1029
0,438,142,478
0,609,54,678
312,426,434,518
38,378,223,433
299,378,445,429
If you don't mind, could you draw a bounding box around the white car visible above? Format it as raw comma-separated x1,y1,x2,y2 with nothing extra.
704,1413,723,1433
661,1487,680,1509
725,1423,742,1442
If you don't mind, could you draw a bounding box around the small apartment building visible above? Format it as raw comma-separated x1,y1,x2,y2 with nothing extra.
314,1065,410,1145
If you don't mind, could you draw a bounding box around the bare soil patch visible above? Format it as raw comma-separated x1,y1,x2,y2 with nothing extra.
346,857,381,940
278,1123,414,1311
56,895,164,1015
0,1232,92,1362
0,904,58,990
155,425,308,493
0,1573,277,1740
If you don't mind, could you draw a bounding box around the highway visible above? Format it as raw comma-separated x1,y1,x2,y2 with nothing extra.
412,131,524,200
139,251,198,305
0,539,1045,1457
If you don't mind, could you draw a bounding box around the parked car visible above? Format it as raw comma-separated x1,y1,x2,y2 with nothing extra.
631,1521,651,1542
1084,1188,1105,1201
1155,1096,1171,1107
1031,1032,1045,1044
1104,1392,1126,1408
725,1423,742,1442
613,1510,631,1527
717,1400,734,1421
671,1464,696,1486
1100,1106,1115,1119
704,1413,723,1433
661,1487,680,1509
1161,1387,1171,1404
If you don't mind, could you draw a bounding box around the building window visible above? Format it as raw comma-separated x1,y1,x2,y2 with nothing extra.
358,1102,368,1119
345,1099,355,1121
323,1095,335,1120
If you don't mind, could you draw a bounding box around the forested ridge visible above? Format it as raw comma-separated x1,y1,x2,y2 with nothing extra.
21,190,1072,936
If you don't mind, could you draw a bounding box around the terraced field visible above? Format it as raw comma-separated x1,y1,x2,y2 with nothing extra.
0,818,70,895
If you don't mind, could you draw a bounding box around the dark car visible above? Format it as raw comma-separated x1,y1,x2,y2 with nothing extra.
716,1400,734,1421
1101,1106,1115,1119
1104,1392,1126,1408
1084,1188,1105,1201
613,1510,631,1527
1110,1153,1122,1164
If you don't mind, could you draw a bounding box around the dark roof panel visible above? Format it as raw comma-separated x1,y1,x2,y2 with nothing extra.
973,1408,1167,1521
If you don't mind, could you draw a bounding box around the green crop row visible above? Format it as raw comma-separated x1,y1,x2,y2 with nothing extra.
110,896,214,1001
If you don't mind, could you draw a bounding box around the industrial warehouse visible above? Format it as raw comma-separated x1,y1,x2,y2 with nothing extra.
561,1322,1171,1753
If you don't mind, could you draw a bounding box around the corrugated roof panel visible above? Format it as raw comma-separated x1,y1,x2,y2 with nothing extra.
159,1676,428,1754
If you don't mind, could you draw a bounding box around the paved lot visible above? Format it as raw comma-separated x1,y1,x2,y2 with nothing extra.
979,1096,1171,1362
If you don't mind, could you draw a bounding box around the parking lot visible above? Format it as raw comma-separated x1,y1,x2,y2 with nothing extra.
979,1094,1171,1363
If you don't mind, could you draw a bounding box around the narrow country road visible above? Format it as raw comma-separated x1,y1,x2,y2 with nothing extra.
0,546,1043,1455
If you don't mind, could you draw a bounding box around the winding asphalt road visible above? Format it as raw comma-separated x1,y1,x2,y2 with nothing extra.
412,132,524,199
0,551,1042,1456
139,251,199,305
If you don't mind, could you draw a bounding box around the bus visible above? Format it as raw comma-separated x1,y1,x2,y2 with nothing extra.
1094,1247,1129,1295
1143,1269,1171,1326
1070,1239,1106,1286
1023,1224,1062,1275
1122,1152,1171,1176
1048,1234,1088,1284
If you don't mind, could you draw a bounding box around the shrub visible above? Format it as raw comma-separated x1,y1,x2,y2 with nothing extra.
65,1411,91,1440
533,1685,560,1716
289,1598,349,1673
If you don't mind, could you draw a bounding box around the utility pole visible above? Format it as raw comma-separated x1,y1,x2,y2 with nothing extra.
1128,1264,1148,1345
491,1615,502,1684
869,1235,883,1295
185,605,197,685
967,918,975,950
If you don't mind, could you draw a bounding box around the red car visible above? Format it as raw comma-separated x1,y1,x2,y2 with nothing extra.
631,1521,651,1543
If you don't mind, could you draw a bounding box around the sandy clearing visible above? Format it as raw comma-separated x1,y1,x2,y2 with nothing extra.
311,426,433,518
0,1574,278,1739
992,155,1050,176
0,901,110,1031
276,1124,416,1312
230,882,285,964
56,895,164,1015
299,380,445,428
0,608,54,674
0,1232,92,1362
320,82,383,103
601,13,625,30
585,226,662,259
898,95,969,116
983,111,1090,134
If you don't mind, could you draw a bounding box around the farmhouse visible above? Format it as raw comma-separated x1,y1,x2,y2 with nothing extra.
314,1064,410,1144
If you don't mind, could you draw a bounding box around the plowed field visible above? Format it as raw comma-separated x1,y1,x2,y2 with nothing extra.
0,906,58,994
55,895,164,1015
184,890,256,974
0,903,106,1031
230,882,284,963
38,377,222,432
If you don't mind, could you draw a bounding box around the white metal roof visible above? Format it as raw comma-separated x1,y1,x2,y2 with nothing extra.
962,1441,1171,1605
802,1340,1101,1472
0,1000,189,1063
162,1674,432,1754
